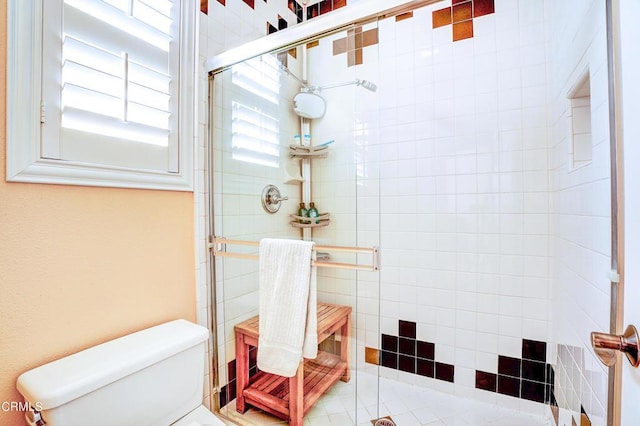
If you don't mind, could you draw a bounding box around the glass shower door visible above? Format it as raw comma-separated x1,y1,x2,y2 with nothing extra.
209,23,382,424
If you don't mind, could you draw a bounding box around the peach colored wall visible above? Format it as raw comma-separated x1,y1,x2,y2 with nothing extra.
0,2,197,424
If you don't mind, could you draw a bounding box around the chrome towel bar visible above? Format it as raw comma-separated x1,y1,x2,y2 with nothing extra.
209,237,379,272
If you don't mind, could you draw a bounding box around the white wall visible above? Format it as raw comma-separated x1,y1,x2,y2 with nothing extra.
547,0,611,425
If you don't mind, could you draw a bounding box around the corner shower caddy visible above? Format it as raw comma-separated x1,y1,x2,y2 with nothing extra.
288,144,331,229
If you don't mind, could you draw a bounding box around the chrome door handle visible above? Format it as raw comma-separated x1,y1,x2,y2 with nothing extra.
591,325,640,367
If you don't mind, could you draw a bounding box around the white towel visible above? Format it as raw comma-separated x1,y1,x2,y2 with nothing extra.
257,238,317,377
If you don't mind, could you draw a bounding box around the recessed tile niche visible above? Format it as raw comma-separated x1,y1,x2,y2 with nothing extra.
568,72,593,170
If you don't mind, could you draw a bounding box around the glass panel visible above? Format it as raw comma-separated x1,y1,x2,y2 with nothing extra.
211,22,381,425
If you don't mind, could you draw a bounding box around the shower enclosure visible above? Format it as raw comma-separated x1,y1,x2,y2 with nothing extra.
208,19,384,424
206,0,613,425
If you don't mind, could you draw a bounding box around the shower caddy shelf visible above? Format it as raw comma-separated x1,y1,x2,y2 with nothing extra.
288,144,331,229
289,212,330,228
288,144,329,159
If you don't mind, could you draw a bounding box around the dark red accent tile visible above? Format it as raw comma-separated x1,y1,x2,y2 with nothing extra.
217,0,225,5
432,7,452,28
417,359,435,377
522,359,546,383
435,362,455,382
521,379,545,403
399,320,417,339
381,350,398,369
474,0,495,17
382,334,398,352
399,337,416,356
200,0,208,14
453,2,472,23
227,379,237,402
453,0,470,4
399,354,416,373
319,0,332,15
498,355,521,377
278,15,287,30
453,20,474,41
242,0,254,8
219,384,228,407
417,340,435,360
522,339,547,362
307,4,319,20
475,370,497,392
497,375,520,397
249,365,258,378
228,359,237,382
547,364,555,385
249,346,258,368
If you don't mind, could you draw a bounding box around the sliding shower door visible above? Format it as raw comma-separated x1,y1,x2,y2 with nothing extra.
209,21,383,425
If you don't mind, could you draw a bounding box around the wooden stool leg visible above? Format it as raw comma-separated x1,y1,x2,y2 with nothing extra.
289,361,304,426
235,333,249,413
340,313,351,382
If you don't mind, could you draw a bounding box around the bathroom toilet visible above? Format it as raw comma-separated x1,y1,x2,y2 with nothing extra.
17,319,226,426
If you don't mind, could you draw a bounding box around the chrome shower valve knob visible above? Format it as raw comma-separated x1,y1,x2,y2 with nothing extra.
261,184,288,213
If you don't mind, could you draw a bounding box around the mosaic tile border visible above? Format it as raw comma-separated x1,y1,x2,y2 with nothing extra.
367,320,455,383
475,339,552,403
432,0,495,42
332,26,379,67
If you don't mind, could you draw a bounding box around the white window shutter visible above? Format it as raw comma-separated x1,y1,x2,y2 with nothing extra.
42,0,179,173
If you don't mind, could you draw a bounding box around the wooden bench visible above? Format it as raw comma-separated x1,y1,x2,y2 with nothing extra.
234,303,352,426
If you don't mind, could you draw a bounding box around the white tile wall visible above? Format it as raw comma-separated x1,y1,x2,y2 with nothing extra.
307,0,551,415
547,0,611,424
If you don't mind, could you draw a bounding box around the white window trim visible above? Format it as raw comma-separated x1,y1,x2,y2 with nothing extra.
6,0,196,191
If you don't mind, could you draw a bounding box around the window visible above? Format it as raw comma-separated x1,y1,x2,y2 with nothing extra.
230,55,281,168
7,0,196,190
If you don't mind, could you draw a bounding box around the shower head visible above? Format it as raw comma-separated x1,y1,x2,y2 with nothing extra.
356,79,377,92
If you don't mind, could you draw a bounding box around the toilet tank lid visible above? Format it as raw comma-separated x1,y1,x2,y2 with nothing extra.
17,319,209,410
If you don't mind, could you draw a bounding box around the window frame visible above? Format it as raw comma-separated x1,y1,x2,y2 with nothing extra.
6,0,196,191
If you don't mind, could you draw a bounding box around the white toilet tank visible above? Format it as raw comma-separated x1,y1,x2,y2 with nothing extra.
17,319,210,426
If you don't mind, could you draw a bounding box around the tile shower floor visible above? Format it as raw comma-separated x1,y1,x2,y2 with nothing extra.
218,372,549,426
